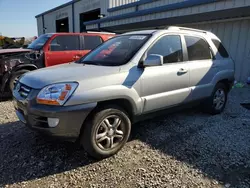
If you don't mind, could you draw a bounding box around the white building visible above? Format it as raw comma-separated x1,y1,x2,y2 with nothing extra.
36,0,250,81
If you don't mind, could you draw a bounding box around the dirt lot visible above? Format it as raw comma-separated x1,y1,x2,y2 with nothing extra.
0,88,250,188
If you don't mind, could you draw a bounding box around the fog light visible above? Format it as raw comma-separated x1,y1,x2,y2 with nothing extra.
47,118,59,128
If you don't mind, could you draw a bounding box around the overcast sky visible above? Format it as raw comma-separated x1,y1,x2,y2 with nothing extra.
0,0,70,37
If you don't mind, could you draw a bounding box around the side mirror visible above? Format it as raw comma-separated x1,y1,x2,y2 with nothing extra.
143,54,163,67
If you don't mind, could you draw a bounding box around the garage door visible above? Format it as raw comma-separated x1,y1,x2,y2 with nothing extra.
187,18,250,82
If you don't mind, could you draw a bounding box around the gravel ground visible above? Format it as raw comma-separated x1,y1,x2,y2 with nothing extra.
0,88,250,188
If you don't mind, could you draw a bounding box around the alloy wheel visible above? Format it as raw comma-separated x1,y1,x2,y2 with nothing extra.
95,115,124,150
213,88,226,110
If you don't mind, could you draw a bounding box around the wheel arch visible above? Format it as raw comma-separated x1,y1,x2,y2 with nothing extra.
12,64,38,72
1,64,38,92
211,70,234,93
96,98,135,120
217,79,234,92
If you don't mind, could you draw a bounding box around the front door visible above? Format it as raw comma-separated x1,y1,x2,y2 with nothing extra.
184,35,218,100
141,35,191,113
45,35,81,67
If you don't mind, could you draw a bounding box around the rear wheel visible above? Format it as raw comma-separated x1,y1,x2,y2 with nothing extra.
204,83,228,114
9,69,30,91
80,105,131,159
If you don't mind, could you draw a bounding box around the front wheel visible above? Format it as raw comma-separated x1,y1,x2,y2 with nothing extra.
9,69,30,91
80,105,131,159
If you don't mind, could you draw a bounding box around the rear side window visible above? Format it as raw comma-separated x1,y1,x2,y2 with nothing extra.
83,36,103,50
148,35,183,64
50,35,80,51
212,39,229,58
185,36,212,61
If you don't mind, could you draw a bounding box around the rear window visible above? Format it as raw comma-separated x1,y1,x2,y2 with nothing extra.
212,39,229,58
83,36,103,50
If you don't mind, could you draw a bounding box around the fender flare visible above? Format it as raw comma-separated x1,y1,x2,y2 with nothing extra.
11,63,38,73
1,64,38,92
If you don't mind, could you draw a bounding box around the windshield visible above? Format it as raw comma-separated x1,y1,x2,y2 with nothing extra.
79,34,150,66
27,34,53,50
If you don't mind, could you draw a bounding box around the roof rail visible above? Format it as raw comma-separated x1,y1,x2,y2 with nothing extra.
166,26,208,34
86,31,116,35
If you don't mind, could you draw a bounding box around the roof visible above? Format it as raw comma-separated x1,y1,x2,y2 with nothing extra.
124,30,157,35
107,0,154,13
84,0,220,26
35,0,80,18
124,27,211,35
123,27,219,38
40,32,115,36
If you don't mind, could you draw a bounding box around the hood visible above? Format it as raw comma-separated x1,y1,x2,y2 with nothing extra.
19,62,121,89
0,48,31,54
0,49,34,74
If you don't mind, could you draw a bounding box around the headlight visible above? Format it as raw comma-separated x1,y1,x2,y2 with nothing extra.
36,82,78,106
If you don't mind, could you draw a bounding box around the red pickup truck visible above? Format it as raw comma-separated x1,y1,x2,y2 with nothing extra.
0,32,115,95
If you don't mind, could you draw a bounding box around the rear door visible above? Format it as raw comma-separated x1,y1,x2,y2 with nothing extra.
184,35,218,100
45,35,81,67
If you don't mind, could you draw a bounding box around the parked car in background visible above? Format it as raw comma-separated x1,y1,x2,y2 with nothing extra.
0,32,115,95
13,27,234,159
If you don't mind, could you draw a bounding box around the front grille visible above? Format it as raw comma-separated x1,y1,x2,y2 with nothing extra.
15,82,31,98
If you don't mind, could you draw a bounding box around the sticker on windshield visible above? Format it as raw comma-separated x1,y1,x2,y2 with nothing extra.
129,36,146,40
113,42,121,47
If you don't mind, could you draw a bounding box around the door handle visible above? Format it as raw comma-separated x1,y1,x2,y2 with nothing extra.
178,68,188,74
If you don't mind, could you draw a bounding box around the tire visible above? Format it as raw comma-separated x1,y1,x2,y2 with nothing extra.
9,69,30,91
204,83,228,115
80,105,131,159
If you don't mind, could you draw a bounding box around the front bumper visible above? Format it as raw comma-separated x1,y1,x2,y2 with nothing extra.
13,87,96,140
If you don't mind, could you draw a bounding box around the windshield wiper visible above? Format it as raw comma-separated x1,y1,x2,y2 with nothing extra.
82,61,101,66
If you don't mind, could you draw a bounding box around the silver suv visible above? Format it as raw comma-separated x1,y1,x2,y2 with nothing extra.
13,27,235,159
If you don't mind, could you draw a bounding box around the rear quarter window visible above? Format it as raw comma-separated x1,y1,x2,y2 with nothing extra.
83,36,103,50
212,39,229,58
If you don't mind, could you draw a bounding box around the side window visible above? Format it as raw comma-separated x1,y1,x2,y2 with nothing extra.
212,39,229,58
185,36,212,61
50,35,79,51
83,36,103,50
147,35,183,64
